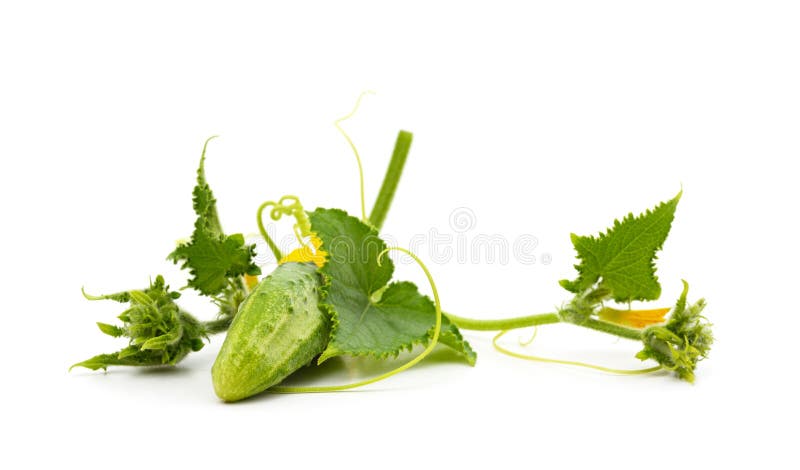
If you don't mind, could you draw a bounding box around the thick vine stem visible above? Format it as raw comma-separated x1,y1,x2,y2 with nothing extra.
445,312,561,331
578,318,644,341
449,313,658,376
369,130,413,230
446,313,644,342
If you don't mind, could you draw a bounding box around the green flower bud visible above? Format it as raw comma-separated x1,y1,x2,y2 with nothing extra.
636,281,713,382
71,276,207,371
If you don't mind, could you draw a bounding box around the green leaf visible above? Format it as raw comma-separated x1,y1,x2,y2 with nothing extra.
169,230,260,296
309,208,476,365
168,137,260,296
560,192,681,302
70,352,160,371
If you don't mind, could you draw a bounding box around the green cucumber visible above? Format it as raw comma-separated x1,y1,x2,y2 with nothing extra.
211,262,330,402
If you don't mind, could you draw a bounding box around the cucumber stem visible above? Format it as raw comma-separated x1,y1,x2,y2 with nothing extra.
369,130,413,230
579,318,643,341
203,318,233,335
444,312,560,331
446,313,644,341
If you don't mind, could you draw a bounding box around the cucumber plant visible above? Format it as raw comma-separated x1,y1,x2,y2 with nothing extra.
72,96,713,401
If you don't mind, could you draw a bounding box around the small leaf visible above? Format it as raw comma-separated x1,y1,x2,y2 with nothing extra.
169,230,260,296
560,192,681,302
128,290,153,306
140,326,183,350
82,287,130,303
96,322,125,337
168,137,260,297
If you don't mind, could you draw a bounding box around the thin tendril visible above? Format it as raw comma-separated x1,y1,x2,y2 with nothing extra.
257,195,315,260
334,91,375,223
292,225,308,249
519,327,538,346
80,287,105,301
256,202,284,261
270,247,442,393
493,330,662,376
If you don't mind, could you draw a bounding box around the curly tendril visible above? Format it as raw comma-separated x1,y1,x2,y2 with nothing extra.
493,329,662,376
335,91,375,223
257,195,314,261
518,327,538,347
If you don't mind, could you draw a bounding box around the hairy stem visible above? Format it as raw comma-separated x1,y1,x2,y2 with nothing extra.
578,318,643,340
447,313,644,341
369,130,413,230
445,312,561,331
203,317,233,335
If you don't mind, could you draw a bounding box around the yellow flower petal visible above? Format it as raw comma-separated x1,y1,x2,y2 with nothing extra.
598,307,670,329
244,274,260,291
279,236,327,268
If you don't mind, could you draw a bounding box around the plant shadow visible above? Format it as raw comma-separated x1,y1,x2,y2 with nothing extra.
232,345,472,404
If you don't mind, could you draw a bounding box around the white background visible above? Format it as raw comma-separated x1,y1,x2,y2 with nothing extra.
1,1,798,468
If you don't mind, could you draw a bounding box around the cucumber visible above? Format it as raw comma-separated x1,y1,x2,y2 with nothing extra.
212,262,330,402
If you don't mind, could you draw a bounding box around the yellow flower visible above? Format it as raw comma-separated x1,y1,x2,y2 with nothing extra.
598,306,669,329
279,236,327,268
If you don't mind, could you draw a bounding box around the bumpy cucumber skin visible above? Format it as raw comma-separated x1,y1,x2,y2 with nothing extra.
212,262,330,402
